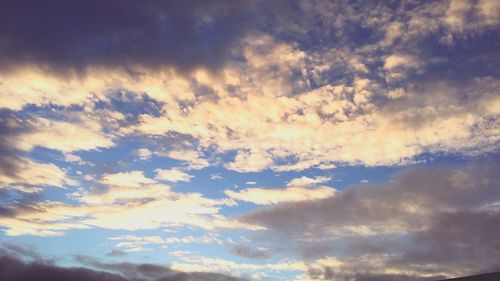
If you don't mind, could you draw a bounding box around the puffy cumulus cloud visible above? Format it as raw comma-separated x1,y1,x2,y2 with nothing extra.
224,150,274,173
225,186,336,205
136,72,498,170
0,67,102,111
155,169,193,183
63,153,93,166
73,171,250,231
0,157,75,193
241,163,500,280
130,26,498,171
1,1,498,173
478,0,500,26
0,65,199,111
357,0,500,45
136,148,153,160
441,0,500,35
0,170,259,236
0,113,75,193
0,201,90,236
1,113,114,154
156,149,210,170
100,171,156,189
383,54,420,71
383,53,422,83
79,171,165,205
0,246,248,281
287,176,331,187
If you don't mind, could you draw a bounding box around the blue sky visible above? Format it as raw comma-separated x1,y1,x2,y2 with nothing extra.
0,1,499,281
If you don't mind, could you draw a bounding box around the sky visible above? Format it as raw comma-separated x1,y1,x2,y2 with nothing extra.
0,0,499,280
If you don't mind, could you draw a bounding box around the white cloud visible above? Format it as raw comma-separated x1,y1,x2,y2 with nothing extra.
13,117,113,153
0,157,75,193
224,150,273,173
156,149,209,170
287,176,331,187
155,169,193,183
383,54,420,71
210,174,223,180
136,148,152,160
101,171,156,188
225,186,336,205
108,234,222,252
1,31,498,174
0,170,261,236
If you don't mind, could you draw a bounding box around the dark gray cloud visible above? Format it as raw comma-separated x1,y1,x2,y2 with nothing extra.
105,250,128,257
75,255,248,281
245,163,500,234
0,254,128,281
439,271,500,281
242,162,500,280
0,0,255,74
229,245,270,259
0,243,45,262
0,247,247,281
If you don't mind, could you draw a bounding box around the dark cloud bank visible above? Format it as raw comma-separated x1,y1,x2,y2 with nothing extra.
0,0,255,73
0,244,247,281
242,162,500,280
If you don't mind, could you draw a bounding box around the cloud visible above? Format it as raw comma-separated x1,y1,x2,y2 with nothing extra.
0,112,75,193
383,54,420,71
106,250,128,257
75,255,249,281
225,186,336,205
0,170,260,236
0,111,114,153
0,254,127,281
242,163,500,280
137,148,153,160
132,34,499,171
1,0,498,174
229,245,270,259
224,150,274,173
108,234,221,252
170,253,307,277
0,2,499,280
155,169,193,183
0,157,75,193
14,117,113,153
0,0,255,74
157,149,209,170
383,53,421,82
100,171,156,188
0,247,248,281
287,176,331,187
210,174,223,180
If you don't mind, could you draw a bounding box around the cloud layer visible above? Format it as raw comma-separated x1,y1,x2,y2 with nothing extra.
0,1,499,280
242,163,500,280
0,245,247,281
